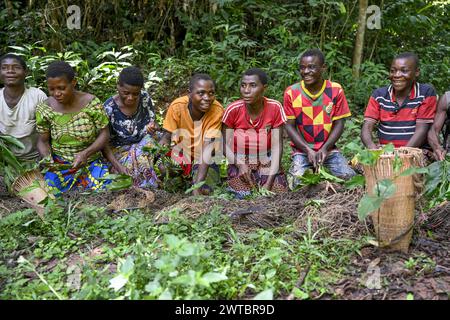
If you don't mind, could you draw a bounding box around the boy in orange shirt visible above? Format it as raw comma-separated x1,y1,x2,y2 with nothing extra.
159,73,223,195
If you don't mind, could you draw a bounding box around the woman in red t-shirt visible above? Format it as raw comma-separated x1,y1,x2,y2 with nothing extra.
222,68,288,199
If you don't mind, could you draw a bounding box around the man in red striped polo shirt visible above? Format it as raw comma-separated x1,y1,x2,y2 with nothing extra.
361,52,437,151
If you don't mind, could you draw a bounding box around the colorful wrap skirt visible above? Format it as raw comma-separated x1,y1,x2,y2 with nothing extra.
227,155,288,199
112,134,159,189
44,155,110,194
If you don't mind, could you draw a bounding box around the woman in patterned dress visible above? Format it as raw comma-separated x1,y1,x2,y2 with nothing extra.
102,67,160,189
36,61,111,194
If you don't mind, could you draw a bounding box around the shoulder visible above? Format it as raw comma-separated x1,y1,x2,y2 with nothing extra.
417,83,436,97
26,87,47,100
167,95,188,114
371,85,390,98
103,96,116,113
284,82,301,95
224,99,244,113
36,100,52,115
328,80,343,90
265,97,283,112
208,100,225,118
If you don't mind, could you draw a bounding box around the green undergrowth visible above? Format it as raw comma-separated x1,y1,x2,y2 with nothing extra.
0,200,365,300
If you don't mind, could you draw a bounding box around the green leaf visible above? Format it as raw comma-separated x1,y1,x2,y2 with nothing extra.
165,234,181,249
109,274,128,292
104,174,133,191
253,289,273,300
158,288,173,300
185,181,206,194
120,256,134,275
399,166,429,177
144,279,162,295
375,179,396,198
178,242,195,257
345,175,365,189
319,166,344,183
293,287,309,299
393,154,402,174
382,143,395,154
201,272,228,284
358,194,383,221
0,135,25,149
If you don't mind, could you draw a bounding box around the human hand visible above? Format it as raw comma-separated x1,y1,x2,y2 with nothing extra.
237,163,254,186
147,121,160,134
113,163,130,175
316,149,329,167
261,181,273,191
434,148,447,161
72,151,88,169
306,149,318,168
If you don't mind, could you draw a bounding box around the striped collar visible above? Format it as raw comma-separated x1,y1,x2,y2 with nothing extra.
389,82,418,103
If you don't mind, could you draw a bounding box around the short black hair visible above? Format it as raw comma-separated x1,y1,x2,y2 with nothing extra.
0,53,27,70
118,66,144,87
393,52,419,69
46,61,75,81
243,68,268,85
300,48,325,65
189,73,215,92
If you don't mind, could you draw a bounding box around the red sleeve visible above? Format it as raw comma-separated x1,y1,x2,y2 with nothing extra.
416,96,437,123
283,88,296,120
331,87,351,121
272,103,287,128
222,104,237,128
364,96,380,122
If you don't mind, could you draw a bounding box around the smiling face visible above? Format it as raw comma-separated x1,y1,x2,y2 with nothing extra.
0,58,26,87
389,57,419,94
117,83,141,108
299,55,325,87
47,76,76,105
240,74,266,108
189,79,216,113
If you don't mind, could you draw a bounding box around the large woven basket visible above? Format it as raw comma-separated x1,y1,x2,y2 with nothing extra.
362,147,424,252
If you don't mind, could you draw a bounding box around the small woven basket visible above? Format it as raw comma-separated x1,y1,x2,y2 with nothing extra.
12,169,50,218
363,147,424,252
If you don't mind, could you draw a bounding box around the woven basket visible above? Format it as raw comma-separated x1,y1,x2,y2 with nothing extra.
363,147,424,252
11,169,50,218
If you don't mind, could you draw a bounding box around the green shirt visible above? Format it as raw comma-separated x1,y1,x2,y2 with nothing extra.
36,97,109,162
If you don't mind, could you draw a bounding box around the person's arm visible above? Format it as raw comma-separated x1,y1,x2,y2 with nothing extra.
102,144,129,174
284,119,317,168
37,131,52,159
262,127,283,190
361,120,378,149
73,127,110,168
317,118,346,164
221,124,236,164
221,124,254,186
406,122,430,148
428,94,448,161
159,130,172,146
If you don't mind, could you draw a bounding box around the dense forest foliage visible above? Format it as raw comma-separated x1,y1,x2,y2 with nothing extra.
1,0,448,112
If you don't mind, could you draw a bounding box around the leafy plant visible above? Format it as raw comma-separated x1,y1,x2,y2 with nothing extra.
0,135,26,191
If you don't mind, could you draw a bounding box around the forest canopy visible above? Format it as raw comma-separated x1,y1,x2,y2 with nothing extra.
1,0,449,111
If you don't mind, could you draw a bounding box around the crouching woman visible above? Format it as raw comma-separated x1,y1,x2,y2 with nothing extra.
36,61,111,194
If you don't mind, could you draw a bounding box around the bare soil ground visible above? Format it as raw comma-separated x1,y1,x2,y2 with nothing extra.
1,180,448,300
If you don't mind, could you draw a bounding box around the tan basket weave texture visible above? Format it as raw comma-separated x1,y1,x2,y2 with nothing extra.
363,147,424,252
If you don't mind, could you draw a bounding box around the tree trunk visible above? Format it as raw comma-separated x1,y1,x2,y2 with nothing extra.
352,0,368,79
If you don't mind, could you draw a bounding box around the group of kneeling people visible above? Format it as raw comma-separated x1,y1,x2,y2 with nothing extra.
1,49,448,199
